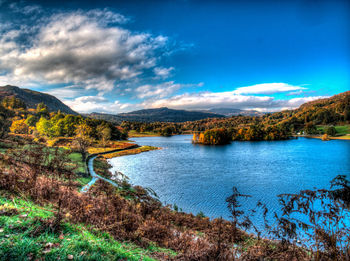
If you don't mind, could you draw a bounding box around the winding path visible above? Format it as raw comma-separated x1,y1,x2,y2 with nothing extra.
80,145,139,193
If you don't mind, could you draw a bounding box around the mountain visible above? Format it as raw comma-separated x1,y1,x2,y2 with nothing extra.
0,85,78,115
206,108,263,117
88,107,225,123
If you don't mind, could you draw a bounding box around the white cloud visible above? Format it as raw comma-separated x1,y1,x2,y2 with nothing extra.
0,10,170,91
136,81,182,99
144,90,326,112
64,95,138,114
135,81,204,99
146,91,272,110
233,83,306,95
280,96,326,109
44,86,86,99
153,67,174,78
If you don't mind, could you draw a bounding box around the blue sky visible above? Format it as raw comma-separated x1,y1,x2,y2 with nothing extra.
0,0,349,113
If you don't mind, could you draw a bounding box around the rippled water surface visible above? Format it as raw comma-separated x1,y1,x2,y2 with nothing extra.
109,135,350,223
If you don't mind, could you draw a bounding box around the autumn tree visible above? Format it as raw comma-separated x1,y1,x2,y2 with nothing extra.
1,96,26,110
96,124,111,147
73,123,93,165
36,102,48,113
10,119,29,134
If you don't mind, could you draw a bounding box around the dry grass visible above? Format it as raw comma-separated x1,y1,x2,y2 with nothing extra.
101,146,159,159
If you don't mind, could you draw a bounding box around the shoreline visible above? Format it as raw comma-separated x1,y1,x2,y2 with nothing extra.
295,135,350,141
81,143,161,192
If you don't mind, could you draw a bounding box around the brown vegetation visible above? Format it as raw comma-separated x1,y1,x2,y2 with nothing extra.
1,139,349,260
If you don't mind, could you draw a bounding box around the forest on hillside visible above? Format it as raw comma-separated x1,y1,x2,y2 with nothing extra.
122,91,350,143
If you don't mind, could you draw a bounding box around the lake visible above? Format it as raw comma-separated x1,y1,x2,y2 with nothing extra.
109,135,350,227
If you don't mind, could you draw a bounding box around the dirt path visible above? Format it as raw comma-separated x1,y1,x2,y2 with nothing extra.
80,145,139,193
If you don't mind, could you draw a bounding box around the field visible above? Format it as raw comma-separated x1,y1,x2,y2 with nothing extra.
317,124,350,139
0,192,175,260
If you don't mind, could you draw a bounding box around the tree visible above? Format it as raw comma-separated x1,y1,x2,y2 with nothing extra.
36,102,49,118
0,105,11,138
322,134,330,141
36,117,54,137
326,126,337,137
96,124,111,147
304,122,317,135
160,126,173,137
2,96,26,110
10,119,29,134
73,123,93,164
345,106,350,122
25,115,38,127
194,128,230,145
62,115,80,136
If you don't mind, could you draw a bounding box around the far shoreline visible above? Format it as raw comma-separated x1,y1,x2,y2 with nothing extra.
294,134,350,141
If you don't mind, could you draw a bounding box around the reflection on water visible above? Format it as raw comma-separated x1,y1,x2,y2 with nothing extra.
109,135,350,226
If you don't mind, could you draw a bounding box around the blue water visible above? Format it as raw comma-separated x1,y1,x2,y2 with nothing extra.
109,135,350,227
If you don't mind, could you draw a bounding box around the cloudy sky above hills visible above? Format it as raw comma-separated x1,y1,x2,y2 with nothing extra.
0,0,349,113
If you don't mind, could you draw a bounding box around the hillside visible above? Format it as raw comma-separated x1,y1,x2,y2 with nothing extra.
88,107,225,123
274,91,350,130
0,85,78,115
132,91,350,140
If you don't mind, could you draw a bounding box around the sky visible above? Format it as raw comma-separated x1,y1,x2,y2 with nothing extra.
0,0,349,113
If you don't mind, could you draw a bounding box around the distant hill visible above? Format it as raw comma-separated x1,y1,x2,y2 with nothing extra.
177,91,350,135
0,85,78,115
280,91,350,126
88,107,225,123
206,108,263,117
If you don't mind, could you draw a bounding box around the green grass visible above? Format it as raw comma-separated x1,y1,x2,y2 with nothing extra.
333,125,350,136
68,152,86,175
75,177,91,187
317,125,350,137
0,193,175,260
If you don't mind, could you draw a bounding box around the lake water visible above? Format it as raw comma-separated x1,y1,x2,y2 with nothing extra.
109,135,350,227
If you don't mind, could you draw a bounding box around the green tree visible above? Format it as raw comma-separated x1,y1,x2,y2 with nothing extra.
345,106,350,122
62,115,81,136
326,126,337,136
304,122,317,135
36,117,54,137
160,126,173,137
52,118,66,137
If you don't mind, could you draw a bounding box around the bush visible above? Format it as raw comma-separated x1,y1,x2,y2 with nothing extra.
326,126,337,136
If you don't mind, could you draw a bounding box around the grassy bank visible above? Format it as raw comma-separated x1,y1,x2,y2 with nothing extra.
0,192,175,260
128,130,160,137
101,145,159,159
87,140,136,155
316,124,350,139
